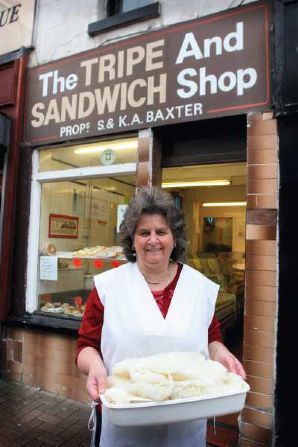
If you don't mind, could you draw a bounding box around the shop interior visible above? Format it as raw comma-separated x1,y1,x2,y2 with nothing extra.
162,162,246,347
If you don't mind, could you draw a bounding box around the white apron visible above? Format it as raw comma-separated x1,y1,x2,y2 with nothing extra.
94,262,219,447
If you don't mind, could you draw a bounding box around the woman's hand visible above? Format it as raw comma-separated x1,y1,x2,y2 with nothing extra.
208,341,246,380
86,361,107,401
77,347,107,401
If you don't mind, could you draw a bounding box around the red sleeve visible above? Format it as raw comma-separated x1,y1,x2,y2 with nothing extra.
76,287,104,362
208,315,223,344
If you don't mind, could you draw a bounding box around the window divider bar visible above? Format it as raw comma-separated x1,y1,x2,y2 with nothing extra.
35,162,137,182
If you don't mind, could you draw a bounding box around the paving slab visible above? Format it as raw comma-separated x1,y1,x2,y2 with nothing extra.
0,380,91,447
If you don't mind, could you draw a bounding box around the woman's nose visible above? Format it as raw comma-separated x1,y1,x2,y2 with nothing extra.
148,231,158,244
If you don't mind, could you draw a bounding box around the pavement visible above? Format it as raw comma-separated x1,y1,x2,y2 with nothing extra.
0,379,237,447
0,379,91,446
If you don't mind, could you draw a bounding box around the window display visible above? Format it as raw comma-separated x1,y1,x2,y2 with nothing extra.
27,137,137,320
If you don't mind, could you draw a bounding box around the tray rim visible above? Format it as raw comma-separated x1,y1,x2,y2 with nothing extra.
101,382,250,410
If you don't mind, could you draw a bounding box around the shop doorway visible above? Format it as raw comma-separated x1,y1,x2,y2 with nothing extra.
162,162,246,445
158,115,247,445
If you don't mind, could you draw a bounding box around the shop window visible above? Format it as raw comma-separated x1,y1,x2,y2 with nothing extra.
108,0,153,15
26,137,137,320
39,137,138,172
88,1,160,36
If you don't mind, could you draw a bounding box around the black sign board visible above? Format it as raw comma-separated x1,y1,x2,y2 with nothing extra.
24,2,271,145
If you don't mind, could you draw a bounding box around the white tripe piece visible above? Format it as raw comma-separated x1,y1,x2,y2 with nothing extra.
129,365,170,384
106,375,172,402
104,387,135,404
104,352,246,404
112,352,206,380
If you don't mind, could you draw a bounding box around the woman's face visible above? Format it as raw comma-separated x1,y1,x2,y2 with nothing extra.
133,213,174,267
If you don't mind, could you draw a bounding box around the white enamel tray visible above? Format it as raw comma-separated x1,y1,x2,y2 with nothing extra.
101,383,250,427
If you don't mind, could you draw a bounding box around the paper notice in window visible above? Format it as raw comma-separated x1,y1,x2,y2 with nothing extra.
40,256,58,281
117,204,128,233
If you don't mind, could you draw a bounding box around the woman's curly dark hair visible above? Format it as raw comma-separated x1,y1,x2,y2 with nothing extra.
120,186,186,262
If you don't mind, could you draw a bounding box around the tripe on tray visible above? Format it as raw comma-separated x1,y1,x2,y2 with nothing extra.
103,351,247,404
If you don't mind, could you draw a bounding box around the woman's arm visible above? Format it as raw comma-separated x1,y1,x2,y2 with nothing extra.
77,346,107,400
208,340,246,379
208,315,223,344
76,288,107,400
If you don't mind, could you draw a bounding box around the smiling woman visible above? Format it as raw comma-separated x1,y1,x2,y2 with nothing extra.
76,186,246,447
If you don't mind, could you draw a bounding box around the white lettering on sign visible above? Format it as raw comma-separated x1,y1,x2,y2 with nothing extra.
39,70,78,97
177,66,257,98
175,22,243,64
80,39,165,85
176,21,257,98
31,74,167,127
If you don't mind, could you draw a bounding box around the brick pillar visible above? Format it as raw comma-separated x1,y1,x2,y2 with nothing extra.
136,128,161,188
239,112,278,446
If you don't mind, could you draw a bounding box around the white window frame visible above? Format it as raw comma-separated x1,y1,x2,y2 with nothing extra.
26,148,136,313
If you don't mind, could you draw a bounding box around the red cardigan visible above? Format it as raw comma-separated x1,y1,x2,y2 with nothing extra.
77,263,222,359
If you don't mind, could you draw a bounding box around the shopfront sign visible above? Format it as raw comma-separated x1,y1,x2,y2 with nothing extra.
24,2,270,145
0,0,36,56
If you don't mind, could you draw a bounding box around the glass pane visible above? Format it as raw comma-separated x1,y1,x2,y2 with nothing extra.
121,0,152,13
37,175,135,318
39,137,138,172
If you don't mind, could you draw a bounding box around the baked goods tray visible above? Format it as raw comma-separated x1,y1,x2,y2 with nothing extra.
100,383,250,427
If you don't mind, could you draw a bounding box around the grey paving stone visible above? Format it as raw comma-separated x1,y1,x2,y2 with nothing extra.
0,380,91,447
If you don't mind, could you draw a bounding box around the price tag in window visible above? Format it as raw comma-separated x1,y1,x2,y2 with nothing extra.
40,256,58,281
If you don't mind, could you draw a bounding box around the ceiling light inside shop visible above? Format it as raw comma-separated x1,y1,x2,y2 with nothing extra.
202,201,247,207
74,140,138,154
162,180,230,188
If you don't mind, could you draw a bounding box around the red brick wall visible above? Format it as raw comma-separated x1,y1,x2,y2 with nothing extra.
239,112,278,446
2,328,88,403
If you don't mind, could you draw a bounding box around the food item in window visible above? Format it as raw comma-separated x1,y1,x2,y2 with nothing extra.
40,302,63,313
41,303,54,309
102,246,123,258
58,259,69,269
63,305,83,317
62,302,71,309
72,245,124,258
40,242,56,256
63,305,76,314
104,352,247,404
72,246,105,257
